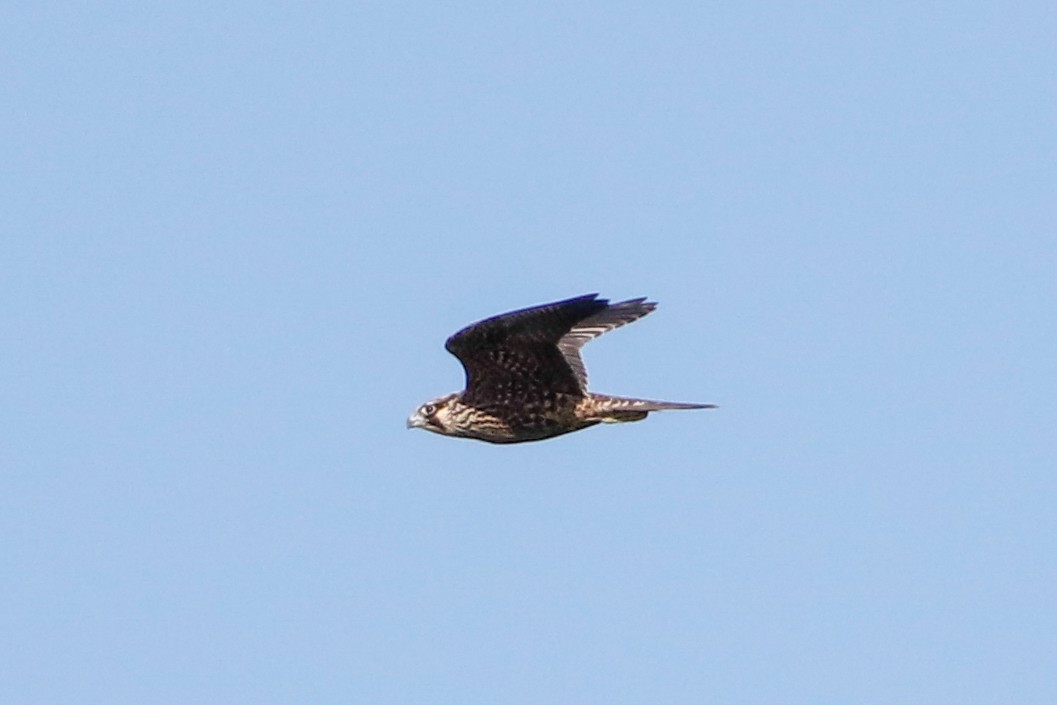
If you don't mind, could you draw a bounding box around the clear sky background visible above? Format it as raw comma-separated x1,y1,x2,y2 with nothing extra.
3,2,1055,703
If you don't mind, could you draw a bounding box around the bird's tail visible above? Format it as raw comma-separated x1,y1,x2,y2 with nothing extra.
582,394,716,423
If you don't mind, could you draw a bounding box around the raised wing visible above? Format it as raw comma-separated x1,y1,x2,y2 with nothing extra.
444,294,656,403
557,297,655,389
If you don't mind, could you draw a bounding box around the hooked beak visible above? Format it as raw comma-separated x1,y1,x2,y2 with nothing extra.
406,410,427,430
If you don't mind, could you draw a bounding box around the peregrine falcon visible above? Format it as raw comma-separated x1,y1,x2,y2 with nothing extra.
407,294,714,443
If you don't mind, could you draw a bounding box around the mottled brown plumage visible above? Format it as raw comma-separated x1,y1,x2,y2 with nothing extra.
406,294,715,443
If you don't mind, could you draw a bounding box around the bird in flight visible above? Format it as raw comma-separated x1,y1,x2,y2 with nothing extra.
407,293,715,443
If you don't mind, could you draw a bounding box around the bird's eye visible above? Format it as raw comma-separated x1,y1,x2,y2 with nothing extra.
423,404,436,415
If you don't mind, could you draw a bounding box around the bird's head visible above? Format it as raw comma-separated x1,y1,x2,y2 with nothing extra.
406,393,462,436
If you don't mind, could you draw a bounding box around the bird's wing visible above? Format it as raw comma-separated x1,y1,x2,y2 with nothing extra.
445,294,608,402
445,294,656,401
556,297,656,389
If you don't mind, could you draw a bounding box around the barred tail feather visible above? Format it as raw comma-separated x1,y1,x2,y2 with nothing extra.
584,394,716,423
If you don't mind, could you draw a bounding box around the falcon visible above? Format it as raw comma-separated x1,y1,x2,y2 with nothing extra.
407,293,715,443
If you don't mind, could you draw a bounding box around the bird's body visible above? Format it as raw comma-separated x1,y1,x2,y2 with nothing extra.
407,294,714,443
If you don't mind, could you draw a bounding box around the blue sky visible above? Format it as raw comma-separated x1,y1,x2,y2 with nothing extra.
3,2,1055,703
